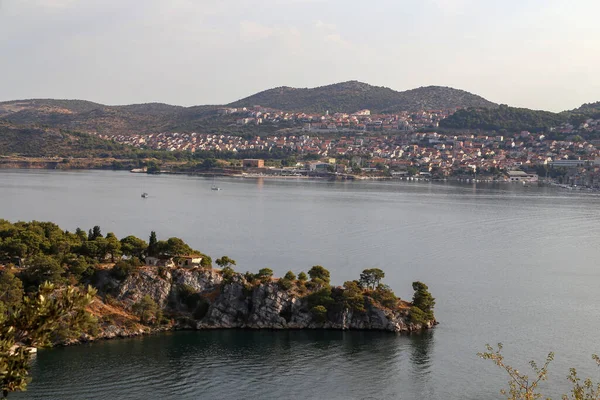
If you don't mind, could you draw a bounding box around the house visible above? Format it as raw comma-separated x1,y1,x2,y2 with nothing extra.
506,170,538,182
176,256,203,268
242,159,265,168
145,256,175,268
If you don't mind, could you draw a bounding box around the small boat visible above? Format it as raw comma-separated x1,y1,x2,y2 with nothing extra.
141,192,149,198
211,175,221,191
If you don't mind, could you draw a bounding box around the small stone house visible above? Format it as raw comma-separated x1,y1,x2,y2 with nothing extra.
176,255,203,268
145,256,175,268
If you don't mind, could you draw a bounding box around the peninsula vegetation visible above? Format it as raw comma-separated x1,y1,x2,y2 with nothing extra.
0,219,436,398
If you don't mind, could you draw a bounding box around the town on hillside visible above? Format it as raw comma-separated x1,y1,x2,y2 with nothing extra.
93,105,600,188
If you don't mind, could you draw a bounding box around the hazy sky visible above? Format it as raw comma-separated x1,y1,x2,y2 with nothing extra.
1,0,600,111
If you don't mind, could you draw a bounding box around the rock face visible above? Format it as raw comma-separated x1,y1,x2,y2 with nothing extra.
107,267,434,334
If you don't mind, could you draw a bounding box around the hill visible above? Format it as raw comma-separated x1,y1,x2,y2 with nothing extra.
228,81,497,113
0,122,130,157
439,105,569,132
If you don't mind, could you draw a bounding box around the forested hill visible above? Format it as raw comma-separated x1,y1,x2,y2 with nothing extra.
227,81,498,113
0,122,128,157
439,105,569,132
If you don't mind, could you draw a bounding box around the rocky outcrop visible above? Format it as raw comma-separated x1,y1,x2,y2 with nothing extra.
99,267,435,334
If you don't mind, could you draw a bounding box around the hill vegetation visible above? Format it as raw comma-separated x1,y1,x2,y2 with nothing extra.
228,81,497,113
0,123,130,157
0,82,497,138
439,105,568,132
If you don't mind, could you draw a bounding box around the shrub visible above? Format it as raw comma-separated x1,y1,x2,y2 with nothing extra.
409,306,428,324
221,266,235,283
341,281,366,313
308,265,330,285
256,268,273,283
278,278,293,290
412,281,435,319
311,305,328,323
371,285,398,309
132,294,160,325
243,271,256,284
111,261,134,281
284,271,296,281
297,272,308,282
306,287,334,309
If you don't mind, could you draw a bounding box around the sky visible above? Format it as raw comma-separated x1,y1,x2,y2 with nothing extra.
1,0,600,111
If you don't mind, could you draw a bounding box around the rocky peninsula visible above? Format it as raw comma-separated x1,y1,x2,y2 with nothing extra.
0,221,437,346
88,266,436,340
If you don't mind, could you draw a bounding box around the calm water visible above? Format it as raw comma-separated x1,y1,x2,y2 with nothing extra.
4,170,600,399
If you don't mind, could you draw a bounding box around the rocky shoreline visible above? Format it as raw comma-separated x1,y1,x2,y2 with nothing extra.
73,267,436,345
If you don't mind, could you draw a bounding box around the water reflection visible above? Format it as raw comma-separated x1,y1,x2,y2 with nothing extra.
18,330,436,400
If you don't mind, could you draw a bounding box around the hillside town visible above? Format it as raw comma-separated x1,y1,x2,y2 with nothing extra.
94,106,600,187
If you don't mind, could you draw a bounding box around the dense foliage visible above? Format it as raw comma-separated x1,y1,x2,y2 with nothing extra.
0,220,207,290
0,282,96,398
229,81,496,113
440,105,568,132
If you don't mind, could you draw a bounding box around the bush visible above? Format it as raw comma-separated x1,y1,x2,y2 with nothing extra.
308,265,330,285
256,268,273,283
371,285,398,309
306,287,334,309
132,294,160,325
341,281,366,313
412,281,435,319
310,305,328,323
409,306,428,324
243,271,256,284
111,261,135,281
297,272,307,282
284,271,296,281
278,278,293,290
221,266,235,283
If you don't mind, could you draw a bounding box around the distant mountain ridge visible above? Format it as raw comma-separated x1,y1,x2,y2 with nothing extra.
227,81,498,113
1,82,599,139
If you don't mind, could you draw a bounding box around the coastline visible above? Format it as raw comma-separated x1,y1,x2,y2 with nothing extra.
0,156,516,184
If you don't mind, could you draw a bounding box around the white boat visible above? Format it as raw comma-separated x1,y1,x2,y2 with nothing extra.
211,175,221,191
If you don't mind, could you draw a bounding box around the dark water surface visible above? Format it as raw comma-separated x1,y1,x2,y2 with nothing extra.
3,170,600,399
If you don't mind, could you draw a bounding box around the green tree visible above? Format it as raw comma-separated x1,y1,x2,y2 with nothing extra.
88,226,102,241
120,235,148,260
65,256,90,280
221,266,235,282
284,271,296,281
310,305,328,323
148,231,158,257
74,228,87,242
216,256,236,269
371,284,398,309
132,295,160,324
411,281,435,321
256,268,273,283
111,260,135,281
0,271,24,310
157,238,195,258
341,281,365,312
297,272,308,282
359,268,385,290
104,233,122,263
308,265,330,285
22,255,65,288
0,283,96,398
